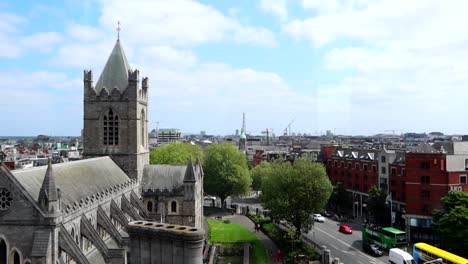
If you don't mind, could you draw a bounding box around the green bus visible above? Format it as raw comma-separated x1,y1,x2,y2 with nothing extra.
362,224,407,250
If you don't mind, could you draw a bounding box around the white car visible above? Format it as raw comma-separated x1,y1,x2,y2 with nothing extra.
313,214,325,222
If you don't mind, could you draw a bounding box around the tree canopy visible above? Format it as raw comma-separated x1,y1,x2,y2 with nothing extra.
251,161,272,191
433,191,468,257
203,143,251,206
328,183,352,213
261,158,333,237
367,186,389,226
150,142,204,165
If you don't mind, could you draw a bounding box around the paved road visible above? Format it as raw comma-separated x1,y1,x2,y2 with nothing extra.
305,217,389,264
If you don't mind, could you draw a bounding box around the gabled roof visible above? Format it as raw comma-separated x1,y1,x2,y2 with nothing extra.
142,164,187,191
12,157,130,208
95,40,131,94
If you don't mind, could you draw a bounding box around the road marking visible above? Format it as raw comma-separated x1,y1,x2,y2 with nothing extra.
329,244,339,250
343,250,356,255
314,226,386,264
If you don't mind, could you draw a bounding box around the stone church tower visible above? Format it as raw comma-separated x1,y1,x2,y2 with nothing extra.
82,38,149,181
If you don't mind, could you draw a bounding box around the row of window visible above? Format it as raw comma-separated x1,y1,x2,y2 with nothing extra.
102,108,147,147
147,200,178,214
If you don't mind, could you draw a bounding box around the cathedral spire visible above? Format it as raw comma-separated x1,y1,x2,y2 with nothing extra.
95,37,131,94
39,160,58,202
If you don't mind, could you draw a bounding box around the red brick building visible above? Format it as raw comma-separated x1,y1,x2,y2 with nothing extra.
324,142,468,243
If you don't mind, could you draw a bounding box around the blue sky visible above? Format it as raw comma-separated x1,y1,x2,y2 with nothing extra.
2,0,468,136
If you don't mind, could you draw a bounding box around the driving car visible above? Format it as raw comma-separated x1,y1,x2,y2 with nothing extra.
339,224,353,234
363,243,383,256
313,214,325,222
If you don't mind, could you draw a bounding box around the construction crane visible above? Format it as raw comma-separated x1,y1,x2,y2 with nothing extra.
284,118,295,136
261,128,274,145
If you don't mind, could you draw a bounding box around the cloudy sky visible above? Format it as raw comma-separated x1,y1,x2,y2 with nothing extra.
1,0,467,136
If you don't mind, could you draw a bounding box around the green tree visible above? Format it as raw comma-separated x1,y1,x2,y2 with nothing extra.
367,186,388,225
328,183,353,213
150,142,204,165
203,143,251,207
261,158,333,238
433,191,468,257
251,161,272,191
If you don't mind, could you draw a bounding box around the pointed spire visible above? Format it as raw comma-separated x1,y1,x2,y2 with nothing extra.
39,160,58,202
184,159,196,182
95,39,131,94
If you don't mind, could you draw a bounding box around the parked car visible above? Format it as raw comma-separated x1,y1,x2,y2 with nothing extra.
313,214,325,222
339,224,353,234
363,243,383,257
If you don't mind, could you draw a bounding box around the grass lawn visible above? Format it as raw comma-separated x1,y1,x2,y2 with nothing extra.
208,219,268,263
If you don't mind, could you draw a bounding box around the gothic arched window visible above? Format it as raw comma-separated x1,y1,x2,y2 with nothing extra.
171,201,177,213
147,201,153,212
104,109,119,145
0,240,6,264
11,250,20,264
141,109,145,147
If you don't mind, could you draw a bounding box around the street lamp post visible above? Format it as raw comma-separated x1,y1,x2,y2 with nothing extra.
386,193,393,226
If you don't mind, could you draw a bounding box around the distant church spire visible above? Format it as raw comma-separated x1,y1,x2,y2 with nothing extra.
242,112,246,135
117,21,121,40
239,112,247,152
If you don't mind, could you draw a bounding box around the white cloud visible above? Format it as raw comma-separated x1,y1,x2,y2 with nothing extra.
0,12,63,58
98,0,276,47
20,32,63,52
259,0,288,21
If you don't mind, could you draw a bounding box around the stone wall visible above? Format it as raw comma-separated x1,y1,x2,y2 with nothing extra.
127,221,204,264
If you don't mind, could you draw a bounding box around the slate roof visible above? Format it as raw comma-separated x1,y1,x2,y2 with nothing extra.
432,141,454,154
142,164,187,191
410,142,439,153
31,230,50,257
12,157,130,208
95,40,131,94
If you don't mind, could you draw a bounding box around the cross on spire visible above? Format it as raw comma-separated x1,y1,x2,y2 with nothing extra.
117,21,121,40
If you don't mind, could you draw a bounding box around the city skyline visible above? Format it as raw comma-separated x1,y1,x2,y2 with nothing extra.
2,0,468,136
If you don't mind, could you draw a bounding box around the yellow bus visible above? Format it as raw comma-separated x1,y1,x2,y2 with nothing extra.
413,243,468,264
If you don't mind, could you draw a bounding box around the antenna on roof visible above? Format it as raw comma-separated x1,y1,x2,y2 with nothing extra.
117,21,121,40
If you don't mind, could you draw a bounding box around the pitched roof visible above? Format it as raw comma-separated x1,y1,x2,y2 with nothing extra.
95,40,131,94
142,164,187,191
12,157,131,208
410,142,439,153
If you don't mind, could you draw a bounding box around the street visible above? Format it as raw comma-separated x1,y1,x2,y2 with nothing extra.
306,217,389,264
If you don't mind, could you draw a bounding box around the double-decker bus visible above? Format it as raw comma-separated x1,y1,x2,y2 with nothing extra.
413,243,468,264
362,224,407,250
